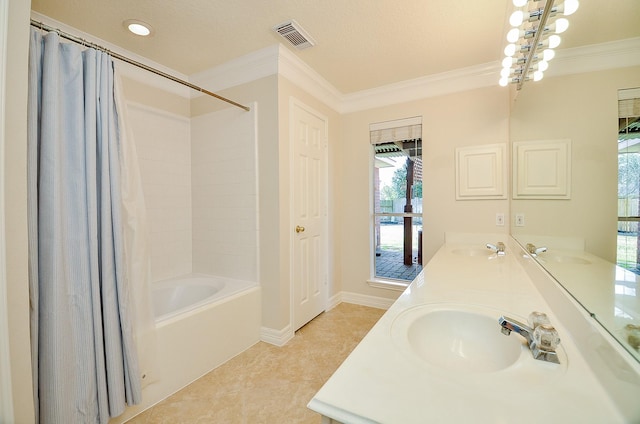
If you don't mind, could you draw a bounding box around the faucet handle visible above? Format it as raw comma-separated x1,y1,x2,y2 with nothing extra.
528,311,550,329
533,325,561,351
486,242,506,256
526,243,547,256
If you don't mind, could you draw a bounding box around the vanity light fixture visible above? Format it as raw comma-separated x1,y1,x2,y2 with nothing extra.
499,0,579,89
123,19,154,37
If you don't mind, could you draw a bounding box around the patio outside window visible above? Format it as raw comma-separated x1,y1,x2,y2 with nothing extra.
618,88,640,273
370,117,423,282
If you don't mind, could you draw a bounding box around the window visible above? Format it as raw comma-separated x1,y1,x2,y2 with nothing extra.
370,117,423,282
617,88,640,273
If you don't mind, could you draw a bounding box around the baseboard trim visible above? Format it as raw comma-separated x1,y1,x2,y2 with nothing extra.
331,291,396,310
326,292,342,311
260,324,294,347
262,292,394,346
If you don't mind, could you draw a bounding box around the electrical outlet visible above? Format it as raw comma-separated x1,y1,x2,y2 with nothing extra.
496,213,505,226
515,213,525,227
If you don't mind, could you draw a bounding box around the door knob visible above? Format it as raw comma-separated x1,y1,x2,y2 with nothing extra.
295,225,305,233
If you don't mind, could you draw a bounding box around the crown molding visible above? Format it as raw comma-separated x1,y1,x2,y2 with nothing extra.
341,62,502,114
547,37,640,78
189,44,279,95
276,45,343,112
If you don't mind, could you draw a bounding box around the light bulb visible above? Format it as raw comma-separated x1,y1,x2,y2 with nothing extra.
504,44,517,57
507,28,521,43
543,48,555,61
128,23,150,36
538,60,549,72
561,0,579,16
510,10,524,27
502,56,515,68
501,67,513,78
533,71,544,81
499,76,509,87
554,18,570,33
513,0,528,7
548,34,561,49
123,19,153,36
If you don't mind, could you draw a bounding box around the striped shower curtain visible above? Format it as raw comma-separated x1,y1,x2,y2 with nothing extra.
27,28,141,423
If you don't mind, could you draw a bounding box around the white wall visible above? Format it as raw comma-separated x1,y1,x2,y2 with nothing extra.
127,103,193,281
5,0,33,422
191,106,259,282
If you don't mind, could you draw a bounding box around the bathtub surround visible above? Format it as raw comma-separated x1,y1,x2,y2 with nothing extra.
128,103,193,282
27,29,141,422
114,90,260,422
124,303,384,423
127,101,259,284
191,105,259,282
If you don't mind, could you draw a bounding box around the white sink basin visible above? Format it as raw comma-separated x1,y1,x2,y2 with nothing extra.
391,304,568,386
395,307,525,373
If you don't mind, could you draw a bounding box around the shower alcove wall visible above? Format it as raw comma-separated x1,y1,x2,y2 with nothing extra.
128,100,259,283
115,79,260,421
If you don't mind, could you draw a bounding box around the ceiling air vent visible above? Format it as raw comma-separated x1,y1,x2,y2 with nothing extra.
273,19,315,50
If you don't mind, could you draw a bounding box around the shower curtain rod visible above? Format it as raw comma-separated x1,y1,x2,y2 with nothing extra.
30,19,250,112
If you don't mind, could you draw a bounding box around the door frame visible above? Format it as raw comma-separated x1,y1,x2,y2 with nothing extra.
288,97,329,331
0,0,15,420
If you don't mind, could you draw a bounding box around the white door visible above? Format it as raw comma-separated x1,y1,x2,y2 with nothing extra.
291,100,327,331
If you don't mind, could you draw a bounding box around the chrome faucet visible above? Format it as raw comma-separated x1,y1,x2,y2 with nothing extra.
486,242,506,256
526,243,547,257
498,313,561,364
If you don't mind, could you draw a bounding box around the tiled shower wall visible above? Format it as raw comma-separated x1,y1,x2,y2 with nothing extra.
191,107,258,282
127,102,258,283
128,103,193,281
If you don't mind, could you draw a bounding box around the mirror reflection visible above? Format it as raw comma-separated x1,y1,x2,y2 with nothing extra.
510,47,640,361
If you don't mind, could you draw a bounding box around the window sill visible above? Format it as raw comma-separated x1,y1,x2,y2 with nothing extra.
366,278,410,292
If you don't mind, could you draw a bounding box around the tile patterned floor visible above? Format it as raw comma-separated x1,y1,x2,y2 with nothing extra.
126,303,385,424
375,249,423,281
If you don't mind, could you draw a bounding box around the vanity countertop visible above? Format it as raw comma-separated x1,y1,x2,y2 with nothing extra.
308,237,630,423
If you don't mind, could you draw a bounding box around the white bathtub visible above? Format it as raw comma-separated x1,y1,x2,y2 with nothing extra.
114,274,261,423
152,274,257,323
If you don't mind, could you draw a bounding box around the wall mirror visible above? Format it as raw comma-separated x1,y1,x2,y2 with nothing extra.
509,1,640,363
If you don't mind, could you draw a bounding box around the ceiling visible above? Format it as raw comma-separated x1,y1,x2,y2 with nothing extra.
30,0,640,95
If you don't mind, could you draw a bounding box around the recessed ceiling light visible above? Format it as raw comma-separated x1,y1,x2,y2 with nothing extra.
123,19,153,37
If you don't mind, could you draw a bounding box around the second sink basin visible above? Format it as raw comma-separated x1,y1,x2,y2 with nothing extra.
537,253,591,265
394,305,525,373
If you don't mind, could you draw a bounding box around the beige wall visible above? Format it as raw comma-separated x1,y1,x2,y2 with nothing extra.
5,0,34,422
119,75,190,117
338,85,510,298
511,66,640,261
